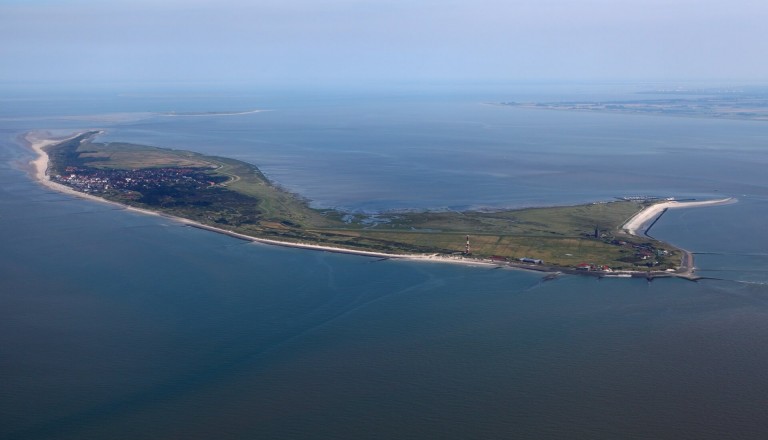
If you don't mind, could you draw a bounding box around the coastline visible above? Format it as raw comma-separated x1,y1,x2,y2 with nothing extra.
26,131,172,214
25,131,736,278
621,198,736,236
620,197,736,277
24,131,491,269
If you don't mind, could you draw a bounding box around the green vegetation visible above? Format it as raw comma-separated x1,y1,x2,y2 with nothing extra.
45,132,682,271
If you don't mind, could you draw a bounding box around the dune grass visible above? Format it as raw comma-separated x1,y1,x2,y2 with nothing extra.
54,136,678,270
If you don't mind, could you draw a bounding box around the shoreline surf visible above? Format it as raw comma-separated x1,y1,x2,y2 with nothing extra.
24,131,495,269
25,130,736,278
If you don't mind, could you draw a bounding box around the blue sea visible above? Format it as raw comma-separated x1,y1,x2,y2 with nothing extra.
2,83,768,439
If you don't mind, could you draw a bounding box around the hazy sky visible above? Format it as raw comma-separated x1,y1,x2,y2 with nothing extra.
2,0,767,85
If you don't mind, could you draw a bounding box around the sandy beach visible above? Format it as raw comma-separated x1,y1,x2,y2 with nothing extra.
26,131,111,203
25,131,493,268
25,131,736,278
622,198,736,236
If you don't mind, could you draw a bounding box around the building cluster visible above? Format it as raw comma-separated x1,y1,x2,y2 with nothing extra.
576,263,614,272
571,240,670,271
52,167,218,194
610,239,669,262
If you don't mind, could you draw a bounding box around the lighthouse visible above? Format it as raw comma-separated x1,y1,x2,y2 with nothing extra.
465,235,471,255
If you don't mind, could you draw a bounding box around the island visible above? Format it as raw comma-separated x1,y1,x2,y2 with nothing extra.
499,88,768,122
26,130,734,279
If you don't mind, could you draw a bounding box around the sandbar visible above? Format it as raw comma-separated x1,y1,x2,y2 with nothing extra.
620,198,736,278
622,198,736,236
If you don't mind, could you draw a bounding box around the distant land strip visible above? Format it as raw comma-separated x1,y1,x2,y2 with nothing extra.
498,97,768,122
160,110,265,116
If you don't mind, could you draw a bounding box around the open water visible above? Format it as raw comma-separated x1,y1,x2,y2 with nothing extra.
2,84,768,439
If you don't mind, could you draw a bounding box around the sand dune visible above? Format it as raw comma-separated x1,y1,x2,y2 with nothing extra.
622,198,735,236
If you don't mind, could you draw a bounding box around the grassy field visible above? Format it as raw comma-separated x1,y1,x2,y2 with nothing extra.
78,142,214,169
51,134,681,270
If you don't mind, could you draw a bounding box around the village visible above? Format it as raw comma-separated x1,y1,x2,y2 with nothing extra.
52,163,674,273
50,166,224,195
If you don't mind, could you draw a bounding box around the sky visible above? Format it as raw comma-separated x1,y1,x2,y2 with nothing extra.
2,0,767,86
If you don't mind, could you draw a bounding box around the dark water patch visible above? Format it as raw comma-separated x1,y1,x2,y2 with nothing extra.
4,90,768,439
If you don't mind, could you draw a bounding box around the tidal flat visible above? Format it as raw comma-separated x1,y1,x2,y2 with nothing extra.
36,131,687,274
